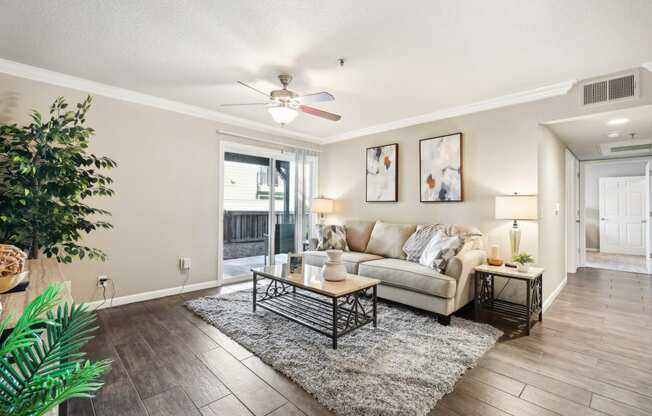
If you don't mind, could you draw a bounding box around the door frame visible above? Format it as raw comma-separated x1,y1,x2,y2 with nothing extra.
579,156,652,269
565,149,579,274
218,140,296,285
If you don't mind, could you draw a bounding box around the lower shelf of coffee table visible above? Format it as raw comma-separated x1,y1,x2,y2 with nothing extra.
257,291,373,338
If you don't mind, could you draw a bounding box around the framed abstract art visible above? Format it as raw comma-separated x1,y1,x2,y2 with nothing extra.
366,143,398,202
419,133,463,202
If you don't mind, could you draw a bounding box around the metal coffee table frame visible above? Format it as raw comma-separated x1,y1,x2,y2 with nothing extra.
252,271,377,349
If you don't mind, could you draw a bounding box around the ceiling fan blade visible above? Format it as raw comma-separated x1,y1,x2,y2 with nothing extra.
220,102,269,107
237,81,270,98
299,92,334,104
300,105,341,121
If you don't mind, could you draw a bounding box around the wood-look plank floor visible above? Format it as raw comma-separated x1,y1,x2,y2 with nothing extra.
68,267,652,416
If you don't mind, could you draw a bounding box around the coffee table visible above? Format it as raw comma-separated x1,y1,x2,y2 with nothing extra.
252,264,379,349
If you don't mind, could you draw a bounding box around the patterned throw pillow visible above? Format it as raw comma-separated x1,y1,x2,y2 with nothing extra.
316,225,349,251
402,224,441,262
418,231,465,272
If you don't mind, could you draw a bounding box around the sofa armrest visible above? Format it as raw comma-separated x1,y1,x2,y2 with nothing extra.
444,249,486,279
445,249,486,311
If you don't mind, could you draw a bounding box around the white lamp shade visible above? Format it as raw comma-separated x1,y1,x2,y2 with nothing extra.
268,106,298,125
312,198,334,214
495,195,538,220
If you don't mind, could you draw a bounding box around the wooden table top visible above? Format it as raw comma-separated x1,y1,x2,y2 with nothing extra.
252,264,380,298
0,257,73,329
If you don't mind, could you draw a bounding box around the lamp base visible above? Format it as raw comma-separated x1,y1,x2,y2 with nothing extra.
509,223,521,258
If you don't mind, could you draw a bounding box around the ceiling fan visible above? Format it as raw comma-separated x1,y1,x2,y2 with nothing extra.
221,74,341,125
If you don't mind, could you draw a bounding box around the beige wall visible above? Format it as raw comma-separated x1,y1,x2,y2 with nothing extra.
319,100,579,304
321,103,541,263
321,103,549,302
0,73,318,303
538,127,567,301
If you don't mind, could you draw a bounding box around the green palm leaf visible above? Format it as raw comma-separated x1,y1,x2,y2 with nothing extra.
0,284,111,416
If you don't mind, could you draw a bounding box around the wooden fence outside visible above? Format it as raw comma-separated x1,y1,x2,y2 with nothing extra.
223,210,295,243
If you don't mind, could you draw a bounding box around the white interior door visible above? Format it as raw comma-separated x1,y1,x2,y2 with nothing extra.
646,162,651,272
599,176,646,255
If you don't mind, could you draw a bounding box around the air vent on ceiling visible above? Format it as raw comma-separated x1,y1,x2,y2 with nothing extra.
600,138,652,157
582,73,638,106
610,144,652,153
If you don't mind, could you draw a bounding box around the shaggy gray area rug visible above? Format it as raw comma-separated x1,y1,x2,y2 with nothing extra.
186,290,502,416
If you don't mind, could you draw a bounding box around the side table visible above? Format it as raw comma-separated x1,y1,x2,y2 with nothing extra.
474,264,543,335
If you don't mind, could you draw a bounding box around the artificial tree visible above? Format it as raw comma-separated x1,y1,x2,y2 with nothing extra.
0,284,111,415
0,96,116,263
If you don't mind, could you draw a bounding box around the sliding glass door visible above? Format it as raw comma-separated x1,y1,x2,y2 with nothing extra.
222,151,273,279
220,142,317,282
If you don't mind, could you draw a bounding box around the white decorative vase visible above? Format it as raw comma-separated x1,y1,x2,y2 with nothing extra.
321,250,347,281
516,262,530,272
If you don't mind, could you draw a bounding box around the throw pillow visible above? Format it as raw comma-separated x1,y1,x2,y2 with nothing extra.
316,225,349,251
418,231,464,272
402,224,441,262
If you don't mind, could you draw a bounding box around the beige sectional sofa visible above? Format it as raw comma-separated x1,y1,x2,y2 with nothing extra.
304,219,486,325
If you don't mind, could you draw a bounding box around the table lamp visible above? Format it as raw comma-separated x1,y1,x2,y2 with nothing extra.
312,197,334,224
495,194,538,263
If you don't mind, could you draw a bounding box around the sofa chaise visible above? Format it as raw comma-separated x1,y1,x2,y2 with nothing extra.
303,220,486,325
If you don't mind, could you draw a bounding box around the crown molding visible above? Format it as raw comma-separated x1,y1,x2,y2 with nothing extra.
643,62,652,72
0,57,580,145
323,79,577,144
0,58,322,143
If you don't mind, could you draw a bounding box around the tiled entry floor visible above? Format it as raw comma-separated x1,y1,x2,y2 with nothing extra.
585,250,648,274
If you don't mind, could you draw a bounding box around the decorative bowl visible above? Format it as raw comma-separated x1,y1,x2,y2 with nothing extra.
0,270,29,294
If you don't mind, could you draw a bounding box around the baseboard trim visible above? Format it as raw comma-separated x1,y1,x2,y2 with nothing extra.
543,276,567,314
87,279,220,310
585,248,599,252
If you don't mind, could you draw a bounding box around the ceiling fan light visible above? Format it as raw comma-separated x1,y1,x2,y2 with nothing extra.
268,106,298,125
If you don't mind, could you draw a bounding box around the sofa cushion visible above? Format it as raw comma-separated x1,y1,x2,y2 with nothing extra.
358,258,456,298
365,222,417,259
303,251,383,274
343,219,376,252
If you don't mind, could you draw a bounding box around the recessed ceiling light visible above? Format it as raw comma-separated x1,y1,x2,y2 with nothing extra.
607,118,629,126
607,132,620,138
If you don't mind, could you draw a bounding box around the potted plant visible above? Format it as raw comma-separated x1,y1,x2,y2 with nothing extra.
0,96,116,263
512,252,534,272
0,284,111,415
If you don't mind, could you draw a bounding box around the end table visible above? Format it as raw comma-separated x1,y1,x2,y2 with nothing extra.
474,264,543,335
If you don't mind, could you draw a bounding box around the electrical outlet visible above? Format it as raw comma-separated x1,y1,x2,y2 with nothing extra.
97,275,109,288
179,257,191,271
